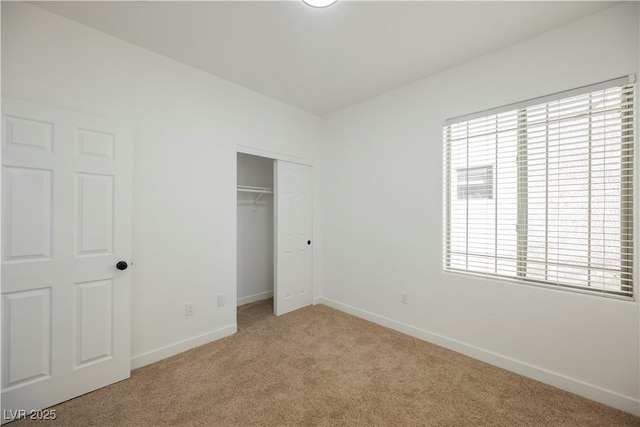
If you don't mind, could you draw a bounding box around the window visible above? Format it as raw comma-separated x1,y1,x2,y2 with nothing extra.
443,76,635,298
457,166,493,199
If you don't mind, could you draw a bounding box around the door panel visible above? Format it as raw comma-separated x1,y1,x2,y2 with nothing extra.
76,129,115,160
74,279,113,368
2,288,51,389
275,161,312,316
76,173,114,255
2,167,53,262
1,98,132,422
2,115,53,152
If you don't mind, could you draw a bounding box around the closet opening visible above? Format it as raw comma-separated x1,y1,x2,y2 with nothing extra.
236,149,314,317
237,153,275,311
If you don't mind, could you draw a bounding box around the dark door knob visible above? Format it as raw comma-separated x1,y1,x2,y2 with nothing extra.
307,240,311,245
116,261,128,271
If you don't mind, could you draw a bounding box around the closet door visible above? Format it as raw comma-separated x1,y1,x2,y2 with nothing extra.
274,161,312,316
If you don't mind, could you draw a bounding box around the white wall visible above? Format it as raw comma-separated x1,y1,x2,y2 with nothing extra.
237,154,274,306
1,2,320,367
320,2,640,415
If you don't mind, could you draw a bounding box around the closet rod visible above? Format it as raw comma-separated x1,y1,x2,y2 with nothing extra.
237,185,273,194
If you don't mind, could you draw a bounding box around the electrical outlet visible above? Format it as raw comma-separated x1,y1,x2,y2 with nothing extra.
401,292,408,304
185,303,195,317
217,294,226,307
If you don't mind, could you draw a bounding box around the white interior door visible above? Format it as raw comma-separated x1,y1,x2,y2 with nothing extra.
275,160,312,316
1,98,132,421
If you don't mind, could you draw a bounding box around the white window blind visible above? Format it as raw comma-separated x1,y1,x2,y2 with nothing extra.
443,77,635,298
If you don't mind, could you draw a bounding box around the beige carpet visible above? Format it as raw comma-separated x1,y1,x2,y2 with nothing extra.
12,299,640,426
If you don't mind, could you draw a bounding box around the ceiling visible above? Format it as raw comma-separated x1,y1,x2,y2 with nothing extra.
33,1,615,115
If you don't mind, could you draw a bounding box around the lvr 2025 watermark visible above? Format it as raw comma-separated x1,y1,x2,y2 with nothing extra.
3,409,57,421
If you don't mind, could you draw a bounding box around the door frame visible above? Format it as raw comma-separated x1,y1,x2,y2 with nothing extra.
235,145,314,317
236,145,314,167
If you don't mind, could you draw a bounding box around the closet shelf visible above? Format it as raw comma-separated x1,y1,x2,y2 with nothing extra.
237,185,273,194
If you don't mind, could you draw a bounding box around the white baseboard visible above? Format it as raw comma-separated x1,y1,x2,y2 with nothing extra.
130,324,237,370
317,297,640,416
237,291,273,306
